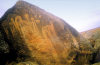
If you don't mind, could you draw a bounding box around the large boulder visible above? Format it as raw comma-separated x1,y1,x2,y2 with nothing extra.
0,1,93,65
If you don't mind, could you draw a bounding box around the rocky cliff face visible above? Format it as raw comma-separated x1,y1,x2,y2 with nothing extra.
0,1,93,65
81,27,100,63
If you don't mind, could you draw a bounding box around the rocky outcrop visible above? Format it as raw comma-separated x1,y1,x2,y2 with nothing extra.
0,1,93,65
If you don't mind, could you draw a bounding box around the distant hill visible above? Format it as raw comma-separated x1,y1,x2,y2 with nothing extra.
81,27,100,63
0,1,93,65
81,27,100,40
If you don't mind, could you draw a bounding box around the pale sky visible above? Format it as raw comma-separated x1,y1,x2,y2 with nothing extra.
0,0,100,32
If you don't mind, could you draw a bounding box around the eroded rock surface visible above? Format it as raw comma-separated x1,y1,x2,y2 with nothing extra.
0,1,93,65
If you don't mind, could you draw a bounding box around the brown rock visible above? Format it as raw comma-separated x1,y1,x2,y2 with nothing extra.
0,1,93,65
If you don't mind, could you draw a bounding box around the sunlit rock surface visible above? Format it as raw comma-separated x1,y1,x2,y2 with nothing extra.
0,1,93,65
81,27,100,63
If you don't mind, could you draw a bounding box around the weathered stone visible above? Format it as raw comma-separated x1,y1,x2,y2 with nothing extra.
0,1,93,65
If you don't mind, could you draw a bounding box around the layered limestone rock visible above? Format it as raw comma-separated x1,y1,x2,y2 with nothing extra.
81,27,100,63
0,1,93,65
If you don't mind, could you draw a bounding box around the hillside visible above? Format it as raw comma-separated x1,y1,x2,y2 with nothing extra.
81,27,100,39
81,27,100,63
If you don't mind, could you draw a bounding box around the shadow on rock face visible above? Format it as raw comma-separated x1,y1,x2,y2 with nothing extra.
0,25,32,65
0,30,10,65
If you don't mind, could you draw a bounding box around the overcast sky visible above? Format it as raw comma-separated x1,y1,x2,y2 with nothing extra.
0,0,100,32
